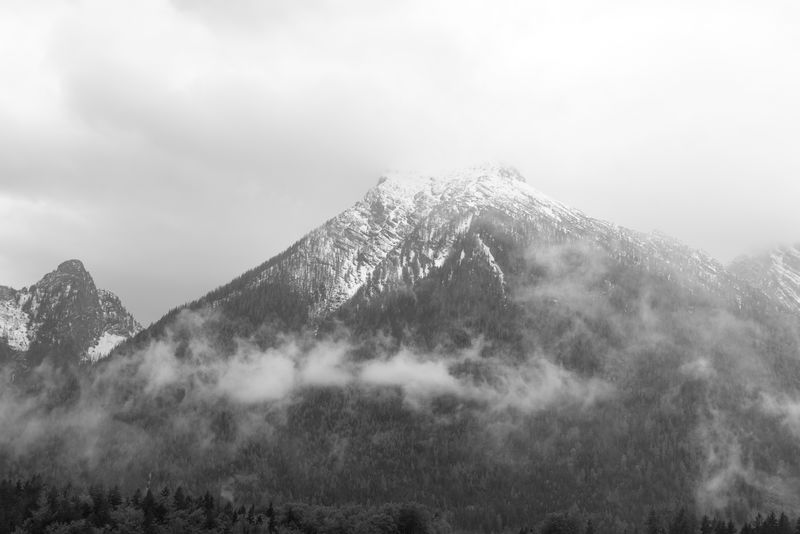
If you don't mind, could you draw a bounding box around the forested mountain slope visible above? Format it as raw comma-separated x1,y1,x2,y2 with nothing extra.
5,166,800,534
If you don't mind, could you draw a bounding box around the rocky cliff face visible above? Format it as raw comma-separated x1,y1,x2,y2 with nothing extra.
730,244,800,314
0,259,141,368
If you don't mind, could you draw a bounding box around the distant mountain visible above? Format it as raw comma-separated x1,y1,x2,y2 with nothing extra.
0,259,141,370
730,244,800,314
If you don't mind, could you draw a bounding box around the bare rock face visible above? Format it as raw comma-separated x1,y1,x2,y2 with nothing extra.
0,259,141,368
730,244,800,315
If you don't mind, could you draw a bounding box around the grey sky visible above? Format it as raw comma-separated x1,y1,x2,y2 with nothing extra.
2,0,800,325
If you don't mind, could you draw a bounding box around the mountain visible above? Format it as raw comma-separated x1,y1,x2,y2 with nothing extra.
9,166,800,533
131,163,772,345
730,244,800,314
0,259,141,370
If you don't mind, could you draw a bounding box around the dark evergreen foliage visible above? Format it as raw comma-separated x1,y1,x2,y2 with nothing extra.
2,475,800,534
0,476,448,534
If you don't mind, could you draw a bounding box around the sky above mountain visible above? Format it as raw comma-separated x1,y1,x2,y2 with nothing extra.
2,0,800,324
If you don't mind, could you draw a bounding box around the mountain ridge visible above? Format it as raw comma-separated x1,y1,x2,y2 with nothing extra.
730,244,800,313
128,164,796,350
0,259,141,368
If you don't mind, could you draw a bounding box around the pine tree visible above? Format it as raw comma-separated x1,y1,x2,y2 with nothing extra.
131,488,143,508
223,501,235,521
778,513,792,534
669,508,692,534
755,513,765,534
108,486,122,509
701,516,714,534
646,509,661,534
173,486,187,510
202,491,216,529
142,489,157,534
267,501,277,534
765,512,780,534
541,513,579,534
88,484,109,526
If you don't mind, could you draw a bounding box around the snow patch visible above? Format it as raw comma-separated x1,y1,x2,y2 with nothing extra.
85,332,127,363
473,235,506,289
0,297,31,351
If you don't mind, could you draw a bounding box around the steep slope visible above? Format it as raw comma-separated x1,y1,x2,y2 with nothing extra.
0,259,141,369
730,244,800,314
133,164,769,345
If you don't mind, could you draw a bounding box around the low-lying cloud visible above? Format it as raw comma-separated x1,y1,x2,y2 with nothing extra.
0,307,614,483
118,310,614,411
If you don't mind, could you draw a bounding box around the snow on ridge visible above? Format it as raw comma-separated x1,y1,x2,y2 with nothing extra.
375,163,587,230
0,276,139,358
473,234,506,291
320,165,538,302
301,164,576,308
216,163,747,323
237,164,637,317
731,244,800,313
84,331,127,363
377,164,528,202
768,246,800,308
0,296,31,351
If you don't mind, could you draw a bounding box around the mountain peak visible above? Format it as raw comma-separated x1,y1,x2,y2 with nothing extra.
196,163,591,323
377,163,525,188
55,259,87,276
0,259,141,363
369,164,545,215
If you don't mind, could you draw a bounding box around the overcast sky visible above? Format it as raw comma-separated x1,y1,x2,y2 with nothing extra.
2,0,800,325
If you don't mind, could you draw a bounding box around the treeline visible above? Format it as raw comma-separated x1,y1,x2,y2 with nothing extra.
4,476,800,534
518,508,800,534
0,476,450,534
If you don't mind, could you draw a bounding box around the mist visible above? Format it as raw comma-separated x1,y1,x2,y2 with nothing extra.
0,303,616,495
4,212,800,534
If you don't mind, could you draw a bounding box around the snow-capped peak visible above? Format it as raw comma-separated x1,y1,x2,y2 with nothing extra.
207,164,570,318
168,163,783,341
378,162,525,187
204,164,633,321
376,163,527,201
371,163,576,220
